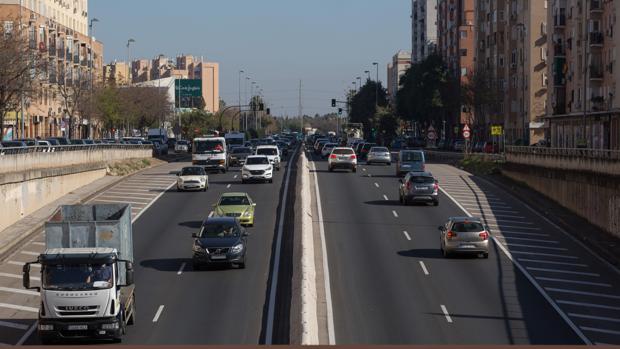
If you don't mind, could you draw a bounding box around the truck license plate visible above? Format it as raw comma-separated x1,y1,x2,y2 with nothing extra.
67,325,88,331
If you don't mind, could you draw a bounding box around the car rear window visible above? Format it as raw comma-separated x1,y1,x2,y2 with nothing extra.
401,152,423,162
332,148,354,155
410,176,435,184
257,148,278,156
452,222,485,233
371,147,389,152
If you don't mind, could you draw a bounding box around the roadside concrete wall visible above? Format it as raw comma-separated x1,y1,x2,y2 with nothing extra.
502,163,620,239
0,146,152,174
506,147,620,177
0,165,107,233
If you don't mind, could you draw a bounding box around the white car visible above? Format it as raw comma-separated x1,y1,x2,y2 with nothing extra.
321,143,338,158
241,155,274,183
328,147,357,172
175,140,190,153
177,166,209,191
255,145,281,171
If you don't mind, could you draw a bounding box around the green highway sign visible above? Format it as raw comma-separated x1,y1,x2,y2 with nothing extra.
175,79,202,97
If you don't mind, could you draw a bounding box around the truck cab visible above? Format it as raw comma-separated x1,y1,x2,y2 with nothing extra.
192,137,228,173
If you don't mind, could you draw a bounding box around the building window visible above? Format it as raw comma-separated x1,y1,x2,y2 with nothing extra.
460,30,468,38
460,49,468,57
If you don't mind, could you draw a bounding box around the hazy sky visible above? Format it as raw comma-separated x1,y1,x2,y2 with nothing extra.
91,0,411,116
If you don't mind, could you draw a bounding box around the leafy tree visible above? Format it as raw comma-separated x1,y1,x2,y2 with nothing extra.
349,80,388,136
376,107,399,145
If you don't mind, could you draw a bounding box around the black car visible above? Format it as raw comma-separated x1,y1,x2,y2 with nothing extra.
192,217,248,269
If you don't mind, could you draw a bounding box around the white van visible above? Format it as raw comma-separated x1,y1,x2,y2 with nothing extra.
255,145,281,171
193,137,228,173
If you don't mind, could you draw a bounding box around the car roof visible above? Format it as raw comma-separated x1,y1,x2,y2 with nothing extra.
220,192,249,197
401,149,424,153
408,171,434,177
246,155,269,159
204,217,237,225
450,217,483,223
256,145,278,149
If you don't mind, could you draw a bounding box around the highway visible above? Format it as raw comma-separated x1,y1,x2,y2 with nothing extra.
308,150,620,345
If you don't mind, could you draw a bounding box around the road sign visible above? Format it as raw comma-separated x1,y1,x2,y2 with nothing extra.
463,124,471,139
491,125,503,136
175,79,202,97
464,124,471,132
427,126,436,140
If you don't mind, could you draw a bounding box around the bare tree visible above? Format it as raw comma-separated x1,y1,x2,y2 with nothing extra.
55,66,91,139
0,20,44,136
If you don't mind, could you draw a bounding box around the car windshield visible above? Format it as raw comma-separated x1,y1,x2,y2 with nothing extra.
452,222,485,233
371,147,389,153
194,140,225,153
42,263,113,291
246,157,269,165
219,196,250,206
257,148,277,156
177,141,188,145
410,176,435,184
401,152,423,162
199,223,239,238
332,148,354,155
233,147,252,154
181,167,205,176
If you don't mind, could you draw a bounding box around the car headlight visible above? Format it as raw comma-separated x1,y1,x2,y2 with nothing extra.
243,210,252,217
231,243,244,254
200,177,206,183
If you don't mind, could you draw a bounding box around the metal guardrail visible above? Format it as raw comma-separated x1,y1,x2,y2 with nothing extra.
506,146,620,160
0,144,152,156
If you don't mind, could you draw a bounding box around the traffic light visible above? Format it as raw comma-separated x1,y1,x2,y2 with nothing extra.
338,108,343,115
266,108,270,115
331,99,336,107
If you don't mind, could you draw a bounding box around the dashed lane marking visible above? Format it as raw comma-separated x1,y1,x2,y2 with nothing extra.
152,305,165,322
557,300,620,311
227,184,232,189
535,277,612,288
544,288,620,300
392,211,399,218
419,261,429,276
177,262,186,275
403,231,412,241
374,183,379,188
383,195,389,201
440,305,453,323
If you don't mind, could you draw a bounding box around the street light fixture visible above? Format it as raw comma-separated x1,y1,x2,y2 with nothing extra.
365,70,371,81
238,70,244,130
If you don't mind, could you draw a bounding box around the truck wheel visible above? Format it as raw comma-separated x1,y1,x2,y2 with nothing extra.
40,336,55,345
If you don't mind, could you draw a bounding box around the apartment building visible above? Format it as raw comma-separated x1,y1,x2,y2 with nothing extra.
387,50,412,107
547,0,619,149
474,0,548,144
411,0,438,63
0,0,104,139
103,61,129,85
437,0,476,125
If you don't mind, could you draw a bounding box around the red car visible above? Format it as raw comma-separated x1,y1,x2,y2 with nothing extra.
483,142,500,153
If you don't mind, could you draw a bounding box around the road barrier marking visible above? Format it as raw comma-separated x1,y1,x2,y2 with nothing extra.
487,224,542,231
20,251,39,256
383,195,389,201
177,262,186,276
468,208,519,214
569,314,620,323
374,183,379,188
580,327,620,336
392,211,399,218
30,242,45,246
509,251,579,259
499,231,550,237
7,261,40,268
0,287,38,296
526,267,600,277
0,272,39,281
556,300,620,311
535,277,611,288
0,320,29,331
484,219,534,225
440,305,453,323
419,261,429,276
97,195,152,202
503,243,568,251
518,259,588,268
0,303,38,313
497,236,559,244
403,231,412,241
545,288,620,300
152,305,165,322
95,199,148,206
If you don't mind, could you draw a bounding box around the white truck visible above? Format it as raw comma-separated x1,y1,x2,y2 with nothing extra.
23,204,136,344
192,137,228,173
224,132,245,149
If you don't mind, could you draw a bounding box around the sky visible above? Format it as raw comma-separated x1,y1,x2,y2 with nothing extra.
90,0,411,117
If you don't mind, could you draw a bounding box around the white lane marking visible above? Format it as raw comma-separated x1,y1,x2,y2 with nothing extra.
208,211,214,218
440,190,498,197
580,327,620,336
374,183,380,188
509,250,579,259
392,210,399,218
476,214,526,219
0,320,29,330
403,231,412,241
467,208,519,214
362,168,367,172
31,242,45,246
16,321,37,345
266,147,298,345
497,236,559,244
486,224,541,231
545,288,620,300
177,262,186,275
8,261,40,268
440,305,453,323
419,261,429,275
455,198,507,205
503,243,567,251
500,231,550,237
97,195,152,202
95,199,148,206
526,267,600,277
383,195,389,201
440,186,592,344
0,287,38,296
518,259,588,268
20,251,40,256
152,305,165,322
104,191,156,197
569,313,620,323
557,300,620,311
485,219,534,225
0,272,39,281
234,175,238,179
535,277,611,288
462,202,512,209
0,303,38,313
227,184,232,189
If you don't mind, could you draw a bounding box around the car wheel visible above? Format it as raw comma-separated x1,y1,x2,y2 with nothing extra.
482,252,489,259
433,200,439,207
352,167,357,173
442,248,451,258
328,166,333,172
192,261,201,270
269,179,274,183
387,162,391,166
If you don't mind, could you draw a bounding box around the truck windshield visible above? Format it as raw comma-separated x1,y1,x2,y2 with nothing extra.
226,138,244,146
42,264,114,290
194,140,225,154
257,148,277,156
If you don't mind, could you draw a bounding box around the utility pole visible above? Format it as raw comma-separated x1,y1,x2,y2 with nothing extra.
19,0,24,139
299,80,303,133
373,62,379,111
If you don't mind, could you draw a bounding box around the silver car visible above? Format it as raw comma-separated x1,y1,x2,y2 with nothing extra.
328,147,357,172
439,217,490,258
366,147,391,165
398,172,439,206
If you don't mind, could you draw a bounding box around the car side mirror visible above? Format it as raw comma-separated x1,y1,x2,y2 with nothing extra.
252,203,257,207
23,263,40,292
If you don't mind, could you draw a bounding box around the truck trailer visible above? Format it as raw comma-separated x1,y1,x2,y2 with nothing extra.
23,204,136,344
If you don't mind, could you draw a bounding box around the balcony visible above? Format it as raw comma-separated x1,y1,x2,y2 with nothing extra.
554,57,567,86
73,55,80,64
591,96,606,111
554,43,566,57
48,45,56,57
554,14,566,27
589,64,604,80
590,0,603,13
590,32,604,46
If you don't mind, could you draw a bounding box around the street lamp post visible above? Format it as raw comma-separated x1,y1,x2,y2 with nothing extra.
372,62,379,111
238,70,244,130
365,70,371,81
357,77,362,91
245,77,250,131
